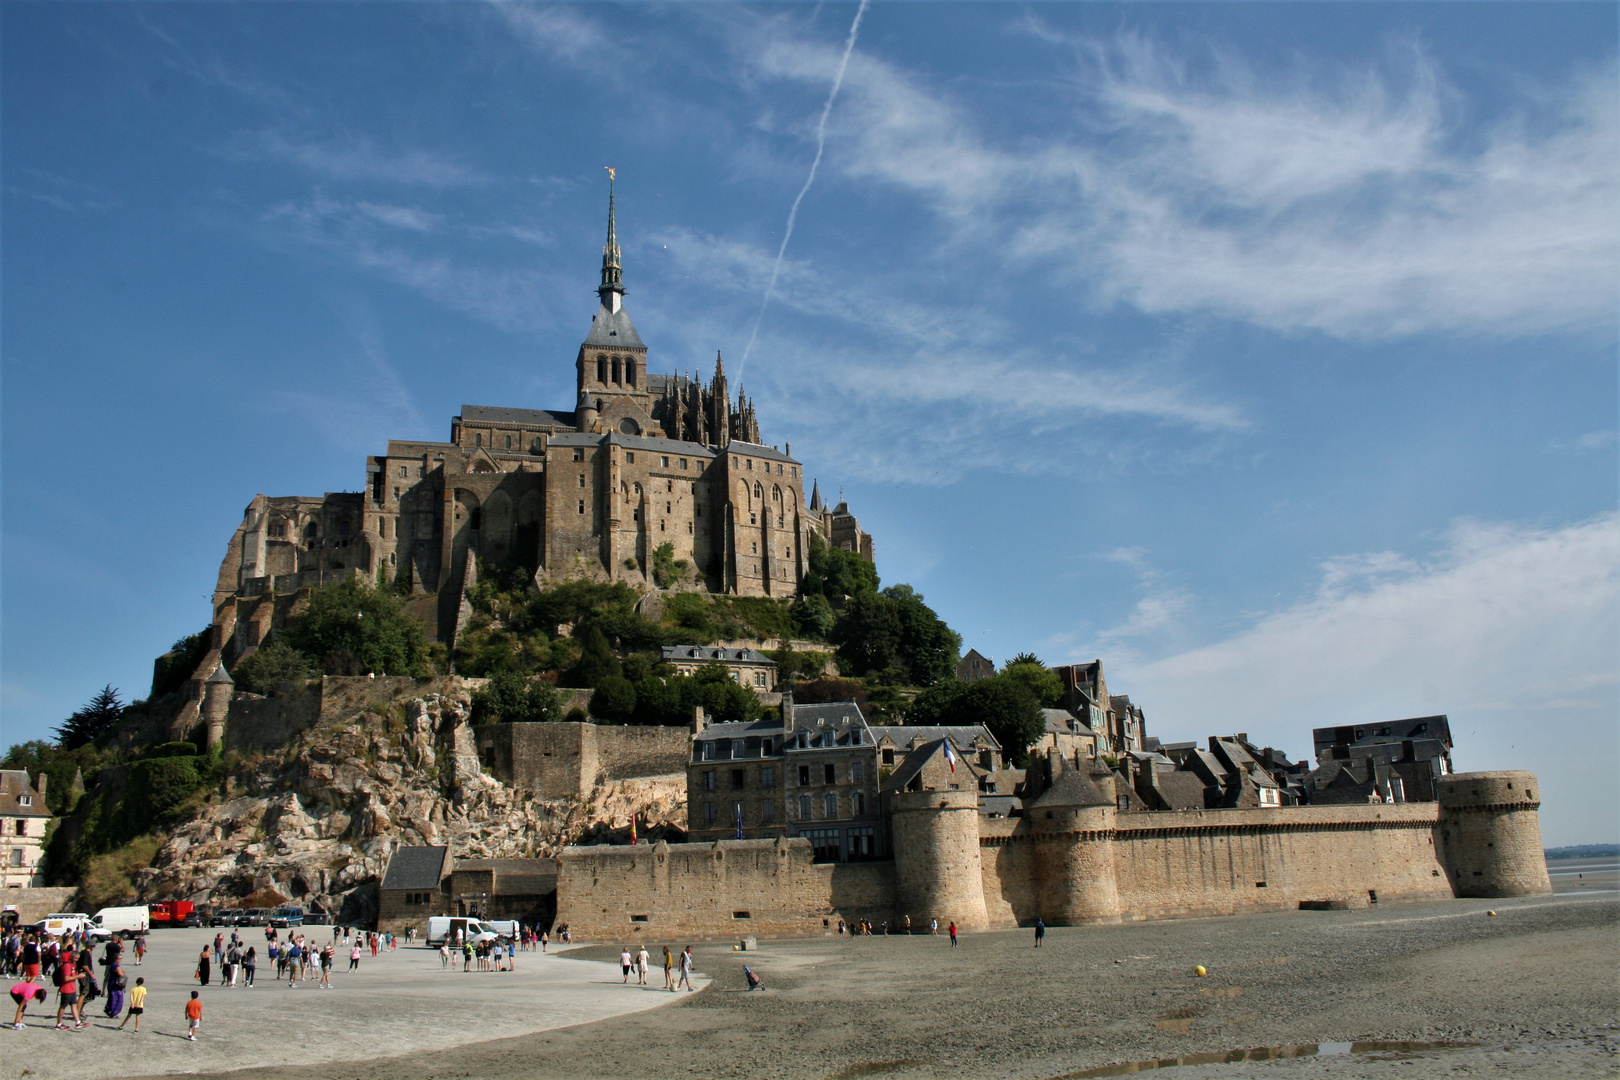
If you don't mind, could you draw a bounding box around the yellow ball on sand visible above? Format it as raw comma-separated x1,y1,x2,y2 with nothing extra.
1194,965,1207,977
1487,911,1498,917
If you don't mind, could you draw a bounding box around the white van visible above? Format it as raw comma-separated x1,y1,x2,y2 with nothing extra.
92,906,150,938
37,913,110,940
424,916,500,947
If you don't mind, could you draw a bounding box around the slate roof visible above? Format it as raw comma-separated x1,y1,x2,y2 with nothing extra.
546,431,718,458
0,771,49,819
1040,708,1097,737
583,303,646,348
1152,770,1210,811
661,646,775,666
380,846,450,891
875,724,1001,752
882,738,979,794
692,716,785,745
206,662,233,685
460,405,579,427
788,702,874,750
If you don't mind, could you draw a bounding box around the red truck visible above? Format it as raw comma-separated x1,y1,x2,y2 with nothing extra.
148,901,197,928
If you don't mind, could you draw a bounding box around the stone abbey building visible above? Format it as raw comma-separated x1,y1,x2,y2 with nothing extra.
209,181,873,655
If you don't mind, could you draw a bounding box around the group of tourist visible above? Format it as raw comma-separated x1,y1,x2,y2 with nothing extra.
437,937,518,971
5,928,151,1032
617,945,695,992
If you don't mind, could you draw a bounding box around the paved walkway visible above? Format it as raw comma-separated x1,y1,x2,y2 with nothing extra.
6,928,705,1079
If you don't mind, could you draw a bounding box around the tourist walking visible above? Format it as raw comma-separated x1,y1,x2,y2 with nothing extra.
184,990,203,1040
620,948,632,983
439,942,450,968
1033,919,1046,948
949,921,958,947
103,957,127,1018
133,933,146,966
220,946,235,988
662,947,674,990
118,977,146,1031
243,947,256,987
350,941,361,971
285,941,301,988
54,947,82,1029
677,946,694,992
320,945,334,988
195,946,212,987
635,946,649,985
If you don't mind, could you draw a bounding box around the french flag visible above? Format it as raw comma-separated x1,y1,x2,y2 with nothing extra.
943,741,957,773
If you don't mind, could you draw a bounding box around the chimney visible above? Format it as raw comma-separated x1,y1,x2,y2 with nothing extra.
1137,758,1160,809
691,706,708,735
35,772,47,797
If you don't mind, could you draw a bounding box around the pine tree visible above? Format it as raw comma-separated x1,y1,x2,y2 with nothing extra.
53,685,125,750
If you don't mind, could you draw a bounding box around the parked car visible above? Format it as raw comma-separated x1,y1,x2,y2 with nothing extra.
240,907,271,927
179,908,203,928
268,906,305,928
303,910,331,926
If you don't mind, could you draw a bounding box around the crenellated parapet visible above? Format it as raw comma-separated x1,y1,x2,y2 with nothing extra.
1436,771,1552,898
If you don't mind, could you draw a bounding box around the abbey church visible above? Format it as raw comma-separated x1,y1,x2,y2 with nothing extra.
211,182,874,649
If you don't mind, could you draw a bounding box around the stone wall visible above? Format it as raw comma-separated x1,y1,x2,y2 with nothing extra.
224,676,474,755
1109,803,1452,921
553,838,896,941
477,721,688,801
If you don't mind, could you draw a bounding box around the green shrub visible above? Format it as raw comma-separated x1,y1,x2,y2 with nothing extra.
650,543,689,588
231,641,318,694
282,578,430,677
471,671,562,725
151,631,210,699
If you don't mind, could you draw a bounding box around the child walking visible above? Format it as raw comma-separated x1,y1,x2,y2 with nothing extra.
118,978,147,1031
184,990,202,1040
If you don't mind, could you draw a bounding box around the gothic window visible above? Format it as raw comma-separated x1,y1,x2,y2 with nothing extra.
475,433,482,447
633,483,641,495
753,482,763,499
597,355,608,382
505,435,512,449
625,358,636,387
612,357,621,383
772,485,781,502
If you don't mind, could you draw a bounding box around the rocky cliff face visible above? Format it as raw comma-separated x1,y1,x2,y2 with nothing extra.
138,689,686,918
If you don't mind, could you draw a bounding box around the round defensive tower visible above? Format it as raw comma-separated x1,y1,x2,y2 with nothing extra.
201,662,234,751
890,788,990,931
1436,771,1552,898
1031,766,1121,925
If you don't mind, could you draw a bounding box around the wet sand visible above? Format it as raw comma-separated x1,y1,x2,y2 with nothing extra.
94,892,1620,1079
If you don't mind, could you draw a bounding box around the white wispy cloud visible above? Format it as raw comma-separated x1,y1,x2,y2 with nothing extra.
241,129,492,187
751,24,1619,339
1103,513,1620,842
270,305,421,454
493,2,609,61
1546,430,1618,456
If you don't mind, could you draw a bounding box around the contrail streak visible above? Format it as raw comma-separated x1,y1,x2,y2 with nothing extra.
737,0,869,382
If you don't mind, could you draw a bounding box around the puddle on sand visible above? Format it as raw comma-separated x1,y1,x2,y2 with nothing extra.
1051,1041,1477,1078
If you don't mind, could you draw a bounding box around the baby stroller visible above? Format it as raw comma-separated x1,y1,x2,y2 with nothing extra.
743,966,764,991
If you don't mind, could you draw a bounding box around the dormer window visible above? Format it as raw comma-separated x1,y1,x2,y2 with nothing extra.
18,796,31,807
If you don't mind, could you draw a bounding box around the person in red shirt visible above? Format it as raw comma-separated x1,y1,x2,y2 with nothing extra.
184,990,203,1040
10,976,48,1029
54,950,82,1029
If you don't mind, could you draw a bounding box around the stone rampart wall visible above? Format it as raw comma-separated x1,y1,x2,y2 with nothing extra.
553,838,895,941
594,725,691,782
1109,803,1451,920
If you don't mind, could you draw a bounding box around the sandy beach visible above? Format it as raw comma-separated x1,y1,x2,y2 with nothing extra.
47,884,1610,1080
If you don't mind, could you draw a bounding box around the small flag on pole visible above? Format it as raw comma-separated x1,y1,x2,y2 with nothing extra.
735,801,745,840
630,813,638,846
943,741,958,773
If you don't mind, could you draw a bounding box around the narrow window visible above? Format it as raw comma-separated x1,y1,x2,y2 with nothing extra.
824,763,836,784
731,769,745,791
661,455,669,468
573,447,585,462
475,433,482,447
798,795,812,819
626,452,635,464
703,802,715,824
761,766,775,787
854,791,866,815
852,761,864,783
824,792,838,818
399,466,407,478
761,799,775,822
597,355,608,382
577,500,585,514
679,458,688,469
626,359,637,387
578,473,586,488
798,765,810,786
612,357,621,383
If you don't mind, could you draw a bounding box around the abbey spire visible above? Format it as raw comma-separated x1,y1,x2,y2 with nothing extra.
599,166,624,312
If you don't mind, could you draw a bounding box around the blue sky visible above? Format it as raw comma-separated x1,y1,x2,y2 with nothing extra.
3,3,1615,845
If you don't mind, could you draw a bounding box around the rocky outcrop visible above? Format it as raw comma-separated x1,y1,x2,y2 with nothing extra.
139,689,685,918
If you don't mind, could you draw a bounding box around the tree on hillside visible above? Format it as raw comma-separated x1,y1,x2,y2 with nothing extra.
628,662,761,726
568,626,623,688
1002,659,1063,708
151,631,210,699
471,670,562,725
907,674,1045,766
831,585,960,687
790,678,871,716
53,685,125,751
230,640,319,695
799,532,879,602
282,578,431,677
